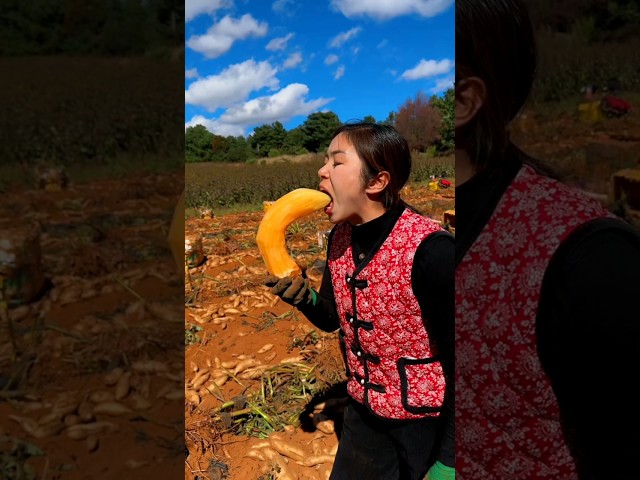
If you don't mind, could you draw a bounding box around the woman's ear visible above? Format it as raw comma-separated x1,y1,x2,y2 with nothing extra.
455,76,486,128
365,171,390,195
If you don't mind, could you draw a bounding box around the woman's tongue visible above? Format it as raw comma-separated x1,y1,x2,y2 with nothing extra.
324,200,333,215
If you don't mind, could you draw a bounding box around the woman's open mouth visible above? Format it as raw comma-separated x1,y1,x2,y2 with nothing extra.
320,188,333,215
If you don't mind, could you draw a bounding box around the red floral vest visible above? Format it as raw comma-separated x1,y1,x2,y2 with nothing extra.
328,208,446,420
456,165,616,478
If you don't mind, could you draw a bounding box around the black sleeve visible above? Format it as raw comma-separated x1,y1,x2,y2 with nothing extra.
296,261,340,332
412,230,455,467
297,232,340,332
537,220,640,479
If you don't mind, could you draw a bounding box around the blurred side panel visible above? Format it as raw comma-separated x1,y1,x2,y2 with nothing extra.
0,1,185,479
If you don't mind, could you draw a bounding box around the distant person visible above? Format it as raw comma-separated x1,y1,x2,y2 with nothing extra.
456,0,640,478
266,122,455,480
580,83,598,101
601,94,630,117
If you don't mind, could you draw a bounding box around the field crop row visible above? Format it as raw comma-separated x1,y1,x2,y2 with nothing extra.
532,35,640,102
0,57,183,167
185,154,454,211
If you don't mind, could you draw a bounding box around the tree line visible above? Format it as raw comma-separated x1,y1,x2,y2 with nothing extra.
0,0,183,56
524,0,640,42
186,89,454,163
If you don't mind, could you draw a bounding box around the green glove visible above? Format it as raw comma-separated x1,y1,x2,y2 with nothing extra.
265,275,317,306
426,461,455,480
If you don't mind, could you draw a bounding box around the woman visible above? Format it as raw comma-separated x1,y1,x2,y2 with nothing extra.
455,0,640,478
266,122,455,480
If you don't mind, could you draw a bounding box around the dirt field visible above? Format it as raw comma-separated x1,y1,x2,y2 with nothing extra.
183,183,455,480
511,96,640,193
1,170,184,479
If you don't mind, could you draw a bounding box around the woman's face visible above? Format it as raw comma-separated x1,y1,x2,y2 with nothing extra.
318,133,368,225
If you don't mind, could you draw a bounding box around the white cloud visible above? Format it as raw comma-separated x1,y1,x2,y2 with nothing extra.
266,33,295,51
185,59,279,112
329,27,362,48
430,75,454,93
219,83,333,127
331,0,453,19
185,0,232,23
185,68,199,79
324,54,339,65
334,65,345,80
400,58,453,80
185,115,245,137
187,14,268,58
283,52,303,69
377,39,388,49
351,46,361,55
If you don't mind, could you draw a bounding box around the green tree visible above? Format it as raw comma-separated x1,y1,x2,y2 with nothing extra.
226,136,252,163
0,0,183,55
524,0,640,41
282,127,307,155
99,0,148,55
430,88,454,154
381,111,396,126
185,124,213,162
249,121,287,157
146,0,184,45
362,115,376,124
301,112,342,153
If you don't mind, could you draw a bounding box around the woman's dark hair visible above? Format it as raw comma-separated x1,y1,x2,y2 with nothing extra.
330,121,412,209
456,0,537,172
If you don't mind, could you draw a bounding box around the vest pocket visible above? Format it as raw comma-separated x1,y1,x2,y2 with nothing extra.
397,357,444,414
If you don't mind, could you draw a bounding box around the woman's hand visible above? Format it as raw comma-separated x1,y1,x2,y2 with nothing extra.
265,275,315,306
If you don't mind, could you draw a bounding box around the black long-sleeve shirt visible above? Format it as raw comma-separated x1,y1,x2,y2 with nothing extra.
456,147,640,479
298,202,455,467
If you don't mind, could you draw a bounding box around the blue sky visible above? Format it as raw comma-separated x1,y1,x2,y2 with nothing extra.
185,0,454,138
